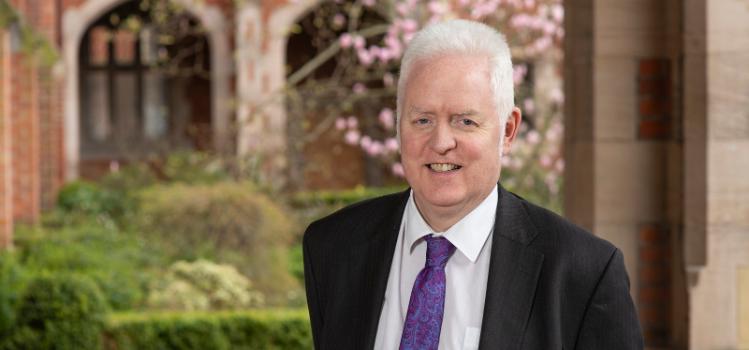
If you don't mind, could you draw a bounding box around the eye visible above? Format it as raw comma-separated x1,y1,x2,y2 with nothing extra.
459,118,477,127
414,118,431,125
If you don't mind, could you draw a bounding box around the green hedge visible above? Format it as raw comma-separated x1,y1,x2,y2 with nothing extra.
290,185,406,208
104,309,311,350
2,275,108,350
137,182,299,305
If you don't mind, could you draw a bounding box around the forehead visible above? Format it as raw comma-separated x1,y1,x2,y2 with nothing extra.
403,54,494,109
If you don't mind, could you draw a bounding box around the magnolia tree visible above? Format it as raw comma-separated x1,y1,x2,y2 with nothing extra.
286,0,564,210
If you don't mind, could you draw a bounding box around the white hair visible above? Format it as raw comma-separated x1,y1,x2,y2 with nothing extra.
396,19,515,141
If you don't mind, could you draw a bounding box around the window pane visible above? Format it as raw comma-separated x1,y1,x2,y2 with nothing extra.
89,26,110,65
114,29,136,65
113,72,139,142
140,26,158,66
85,72,110,141
143,72,168,139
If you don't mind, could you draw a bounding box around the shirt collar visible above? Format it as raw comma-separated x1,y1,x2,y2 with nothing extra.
404,185,498,263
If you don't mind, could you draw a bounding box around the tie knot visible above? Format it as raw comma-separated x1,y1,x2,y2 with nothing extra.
425,235,455,268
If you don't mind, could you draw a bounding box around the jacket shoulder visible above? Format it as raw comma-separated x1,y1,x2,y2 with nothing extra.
518,197,617,260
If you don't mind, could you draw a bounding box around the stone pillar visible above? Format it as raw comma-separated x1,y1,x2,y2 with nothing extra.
564,0,682,347
685,0,749,349
0,31,13,249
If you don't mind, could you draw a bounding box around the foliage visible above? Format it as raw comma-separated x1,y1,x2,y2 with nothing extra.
1,275,107,350
0,0,59,67
12,223,161,311
53,180,130,224
290,185,407,226
147,259,264,311
0,253,25,338
104,309,311,350
137,182,299,305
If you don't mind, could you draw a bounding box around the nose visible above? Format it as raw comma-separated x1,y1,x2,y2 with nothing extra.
428,122,457,154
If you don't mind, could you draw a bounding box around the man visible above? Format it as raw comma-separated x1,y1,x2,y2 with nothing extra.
303,19,643,350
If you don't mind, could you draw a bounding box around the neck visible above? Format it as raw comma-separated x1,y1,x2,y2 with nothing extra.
413,190,493,232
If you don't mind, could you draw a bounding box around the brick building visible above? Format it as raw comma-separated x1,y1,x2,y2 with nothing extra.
1,0,749,349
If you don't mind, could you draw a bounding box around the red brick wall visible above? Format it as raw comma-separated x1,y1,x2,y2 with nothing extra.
639,224,671,347
10,53,41,224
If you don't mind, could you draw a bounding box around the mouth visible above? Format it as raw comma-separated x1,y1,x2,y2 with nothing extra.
426,163,462,173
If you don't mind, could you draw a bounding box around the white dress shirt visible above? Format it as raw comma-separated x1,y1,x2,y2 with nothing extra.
374,185,498,350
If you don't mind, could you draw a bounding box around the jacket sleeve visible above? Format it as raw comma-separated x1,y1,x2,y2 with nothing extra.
575,249,644,350
303,226,324,350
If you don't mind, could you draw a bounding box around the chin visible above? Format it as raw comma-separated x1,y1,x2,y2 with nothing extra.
418,189,467,208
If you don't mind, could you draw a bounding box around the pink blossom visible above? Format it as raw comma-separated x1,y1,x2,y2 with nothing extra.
339,33,353,48
524,0,536,9
353,35,366,49
396,3,410,16
543,21,557,35
391,162,405,177
383,73,395,87
513,64,528,86
523,98,535,114
427,1,448,15
533,36,552,52
109,160,120,173
365,141,384,156
400,19,418,33
385,137,399,152
360,135,372,148
379,108,395,129
551,4,564,22
333,14,346,27
526,130,540,145
346,116,358,129
357,49,374,66
344,130,361,145
362,0,375,7
549,88,564,104
555,159,565,172
335,117,346,130
352,83,367,94
540,154,552,167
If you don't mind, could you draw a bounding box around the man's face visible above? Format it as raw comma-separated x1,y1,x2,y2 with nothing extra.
400,54,510,218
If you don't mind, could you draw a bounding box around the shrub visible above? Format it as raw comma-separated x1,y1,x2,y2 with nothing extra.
104,310,312,350
55,181,128,222
290,185,407,226
137,182,299,305
0,253,26,338
13,224,160,311
2,275,107,350
147,260,264,311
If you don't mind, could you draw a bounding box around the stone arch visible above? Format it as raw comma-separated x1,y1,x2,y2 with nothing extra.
235,0,322,180
62,0,231,179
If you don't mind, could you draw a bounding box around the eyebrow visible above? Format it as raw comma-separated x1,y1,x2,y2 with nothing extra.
407,106,434,116
453,110,479,117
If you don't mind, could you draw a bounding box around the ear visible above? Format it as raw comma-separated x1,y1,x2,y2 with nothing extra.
502,107,522,155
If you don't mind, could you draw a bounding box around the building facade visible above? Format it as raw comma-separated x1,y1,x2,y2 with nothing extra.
1,0,749,348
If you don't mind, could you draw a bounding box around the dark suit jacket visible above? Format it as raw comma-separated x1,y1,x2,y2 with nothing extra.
303,186,644,349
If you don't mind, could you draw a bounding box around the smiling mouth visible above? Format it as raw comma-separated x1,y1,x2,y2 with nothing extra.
427,163,462,172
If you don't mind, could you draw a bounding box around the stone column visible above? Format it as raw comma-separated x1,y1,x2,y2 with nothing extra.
564,0,679,347
685,0,749,348
0,31,13,249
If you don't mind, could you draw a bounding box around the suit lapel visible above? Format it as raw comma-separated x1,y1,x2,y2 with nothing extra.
355,189,409,350
479,186,545,350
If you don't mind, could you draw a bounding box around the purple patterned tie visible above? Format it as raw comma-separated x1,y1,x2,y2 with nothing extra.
399,235,456,350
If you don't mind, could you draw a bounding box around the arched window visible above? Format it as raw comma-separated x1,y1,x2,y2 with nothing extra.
79,0,211,167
